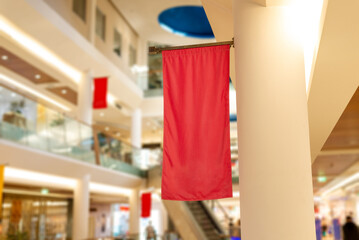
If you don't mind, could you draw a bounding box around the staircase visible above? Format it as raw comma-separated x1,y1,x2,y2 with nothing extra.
186,201,225,240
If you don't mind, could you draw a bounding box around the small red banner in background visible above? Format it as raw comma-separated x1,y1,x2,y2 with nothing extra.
93,77,108,109
161,45,233,201
141,193,151,218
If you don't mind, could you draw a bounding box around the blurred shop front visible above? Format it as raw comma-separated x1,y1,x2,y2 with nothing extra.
0,193,71,240
315,191,359,240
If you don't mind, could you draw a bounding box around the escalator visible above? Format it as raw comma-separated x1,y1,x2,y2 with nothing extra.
162,200,226,240
148,166,228,239
186,201,226,240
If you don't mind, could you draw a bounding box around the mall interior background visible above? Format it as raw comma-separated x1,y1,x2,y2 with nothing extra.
0,0,358,239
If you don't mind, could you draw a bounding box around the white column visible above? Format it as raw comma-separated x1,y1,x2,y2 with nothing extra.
88,0,97,44
129,189,140,236
136,37,149,90
73,174,90,240
78,70,93,125
233,1,315,240
131,108,142,148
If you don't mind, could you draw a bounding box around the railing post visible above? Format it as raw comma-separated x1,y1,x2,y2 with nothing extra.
92,128,101,165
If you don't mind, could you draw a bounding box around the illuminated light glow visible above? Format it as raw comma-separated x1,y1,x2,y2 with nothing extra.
61,89,67,95
318,176,327,183
314,196,321,202
105,127,110,131
152,193,161,201
233,191,240,198
4,168,133,197
1,55,8,60
89,182,132,196
131,65,149,73
0,74,71,111
321,172,359,197
4,167,76,188
107,93,116,105
344,181,359,192
286,0,324,92
0,17,82,83
41,188,49,195
34,74,41,80
2,203,11,208
33,201,68,207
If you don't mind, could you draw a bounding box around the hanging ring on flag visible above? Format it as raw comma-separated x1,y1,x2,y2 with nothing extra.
149,37,235,55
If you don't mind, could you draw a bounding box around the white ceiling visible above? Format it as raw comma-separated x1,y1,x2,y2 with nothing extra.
111,0,215,46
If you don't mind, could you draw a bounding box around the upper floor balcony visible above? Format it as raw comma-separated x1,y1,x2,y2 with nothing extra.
0,84,162,178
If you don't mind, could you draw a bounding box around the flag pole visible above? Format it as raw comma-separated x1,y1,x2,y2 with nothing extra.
149,38,234,55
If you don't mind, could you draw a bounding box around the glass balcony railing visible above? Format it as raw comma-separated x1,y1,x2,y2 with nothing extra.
0,86,161,177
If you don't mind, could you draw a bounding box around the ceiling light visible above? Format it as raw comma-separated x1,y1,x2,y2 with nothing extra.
322,172,359,197
1,55,8,60
5,167,76,189
105,127,109,131
99,112,105,117
0,73,71,111
34,74,41,80
90,182,132,196
116,132,121,137
61,89,67,95
11,93,16,98
0,17,82,83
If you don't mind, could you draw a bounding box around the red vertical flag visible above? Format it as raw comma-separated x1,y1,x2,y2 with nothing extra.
161,45,232,201
93,77,108,109
141,193,151,218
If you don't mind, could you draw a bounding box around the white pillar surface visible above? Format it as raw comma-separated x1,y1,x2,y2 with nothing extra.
129,189,140,235
233,1,316,240
73,174,90,240
131,108,142,148
78,70,93,125
88,0,97,44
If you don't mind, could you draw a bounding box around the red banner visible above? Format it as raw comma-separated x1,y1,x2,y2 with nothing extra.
161,45,232,201
141,193,151,218
93,77,108,109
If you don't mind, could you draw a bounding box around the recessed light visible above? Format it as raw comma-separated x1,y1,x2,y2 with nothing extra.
100,112,105,117
35,74,41,79
1,55,8,60
61,89,67,94
11,93,16,98
105,127,110,131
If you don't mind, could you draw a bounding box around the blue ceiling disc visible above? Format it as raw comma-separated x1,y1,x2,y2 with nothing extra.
158,6,215,39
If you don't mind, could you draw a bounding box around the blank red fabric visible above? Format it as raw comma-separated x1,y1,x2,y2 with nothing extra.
141,193,151,218
93,77,108,109
161,45,232,201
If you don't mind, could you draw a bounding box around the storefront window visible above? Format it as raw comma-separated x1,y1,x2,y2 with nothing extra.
1,195,71,239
